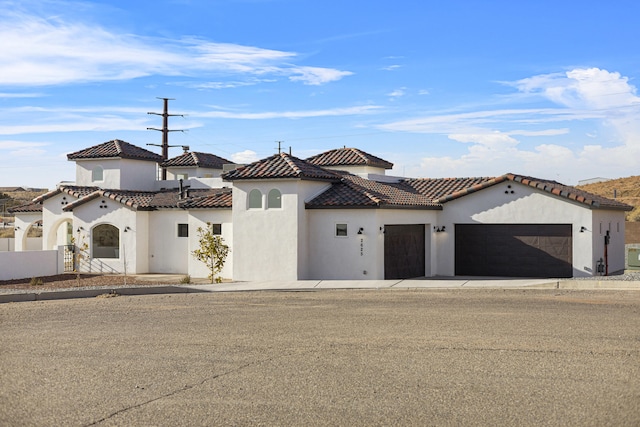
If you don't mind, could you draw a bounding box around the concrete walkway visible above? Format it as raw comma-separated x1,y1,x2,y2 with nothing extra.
1,275,639,303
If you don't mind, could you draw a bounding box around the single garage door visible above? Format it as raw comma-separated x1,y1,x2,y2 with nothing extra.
455,224,572,278
384,224,425,279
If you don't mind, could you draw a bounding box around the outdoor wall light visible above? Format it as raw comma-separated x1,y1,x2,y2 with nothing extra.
434,226,446,233
77,226,84,232
580,226,587,233
380,226,385,234
124,226,131,232
357,227,364,235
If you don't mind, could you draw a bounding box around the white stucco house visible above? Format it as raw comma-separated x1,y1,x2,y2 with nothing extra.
10,139,633,281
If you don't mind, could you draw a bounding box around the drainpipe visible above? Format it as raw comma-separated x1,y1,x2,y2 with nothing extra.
604,230,610,276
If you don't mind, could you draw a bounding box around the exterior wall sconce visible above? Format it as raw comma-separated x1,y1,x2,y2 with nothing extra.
357,227,364,235
580,226,587,233
76,226,84,232
379,226,385,234
14,226,19,230
124,226,131,232
434,226,446,233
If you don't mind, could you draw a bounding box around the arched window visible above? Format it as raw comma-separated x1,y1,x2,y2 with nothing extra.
268,189,281,209
248,189,262,209
92,224,120,258
92,165,104,182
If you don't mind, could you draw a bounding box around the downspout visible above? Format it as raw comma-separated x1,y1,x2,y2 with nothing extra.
604,230,610,276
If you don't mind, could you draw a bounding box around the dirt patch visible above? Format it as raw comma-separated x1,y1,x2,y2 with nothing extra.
0,273,183,291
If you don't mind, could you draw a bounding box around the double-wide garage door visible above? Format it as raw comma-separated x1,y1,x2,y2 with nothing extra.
455,224,573,278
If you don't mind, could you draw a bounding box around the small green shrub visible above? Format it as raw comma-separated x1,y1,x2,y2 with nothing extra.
180,275,191,284
30,277,43,286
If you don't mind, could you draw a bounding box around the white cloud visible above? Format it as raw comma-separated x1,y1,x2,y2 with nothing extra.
0,92,45,98
387,88,406,99
288,66,354,86
231,150,259,164
0,140,48,150
195,105,381,120
0,4,352,87
448,132,518,149
510,68,640,110
386,68,640,182
382,65,402,71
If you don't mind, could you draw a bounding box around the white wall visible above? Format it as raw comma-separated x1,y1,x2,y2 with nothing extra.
13,212,42,251
0,247,64,280
187,210,233,281
437,181,599,277
72,196,139,274
592,210,627,274
42,192,74,250
75,159,157,190
322,165,388,175
0,238,14,252
166,167,223,179
148,210,190,274
307,208,438,280
231,179,330,281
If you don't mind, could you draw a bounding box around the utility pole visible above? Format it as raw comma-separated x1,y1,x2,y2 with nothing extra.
147,97,186,180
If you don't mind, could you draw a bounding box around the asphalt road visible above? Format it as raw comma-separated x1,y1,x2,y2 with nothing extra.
1,289,639,426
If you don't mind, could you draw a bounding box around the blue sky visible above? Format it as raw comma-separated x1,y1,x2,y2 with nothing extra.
2,0,640,188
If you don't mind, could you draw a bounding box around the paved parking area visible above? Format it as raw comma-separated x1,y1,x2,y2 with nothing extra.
1,289,640,426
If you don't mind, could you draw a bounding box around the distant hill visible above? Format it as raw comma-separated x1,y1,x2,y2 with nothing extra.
0,189,48,219
576,176,640,221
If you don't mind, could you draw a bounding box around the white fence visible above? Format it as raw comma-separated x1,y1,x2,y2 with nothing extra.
0,238,13,252
0,238,42,252
0,247,65,280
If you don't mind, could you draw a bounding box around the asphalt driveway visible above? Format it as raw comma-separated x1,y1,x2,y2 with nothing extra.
1,289,639,426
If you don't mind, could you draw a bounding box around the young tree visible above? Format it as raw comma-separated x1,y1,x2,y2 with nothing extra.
192,224,230,283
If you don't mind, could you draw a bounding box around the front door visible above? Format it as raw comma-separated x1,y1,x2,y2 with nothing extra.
384,224,425,279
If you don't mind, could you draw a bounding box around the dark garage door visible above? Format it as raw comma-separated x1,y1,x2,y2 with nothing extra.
455,224,572,278
384,225,425,279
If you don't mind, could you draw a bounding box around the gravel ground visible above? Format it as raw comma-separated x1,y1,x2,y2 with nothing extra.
574,270,640,281
0,273,185,292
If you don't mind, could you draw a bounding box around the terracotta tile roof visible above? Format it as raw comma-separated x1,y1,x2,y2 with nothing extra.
306,147,394,169
308,172,633,211
12,185,101,212
161,152,233,169
63,188,232,211
223,152,340,182
67,139,163,162
8,201,42,213
403,177,495,200
307,173,441,209
428,174,634,211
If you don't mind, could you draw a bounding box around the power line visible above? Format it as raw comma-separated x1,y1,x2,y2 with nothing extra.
146,97,186,180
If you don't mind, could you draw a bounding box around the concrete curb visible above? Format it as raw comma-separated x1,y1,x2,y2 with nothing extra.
1,280,639,304
0,286,207,304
